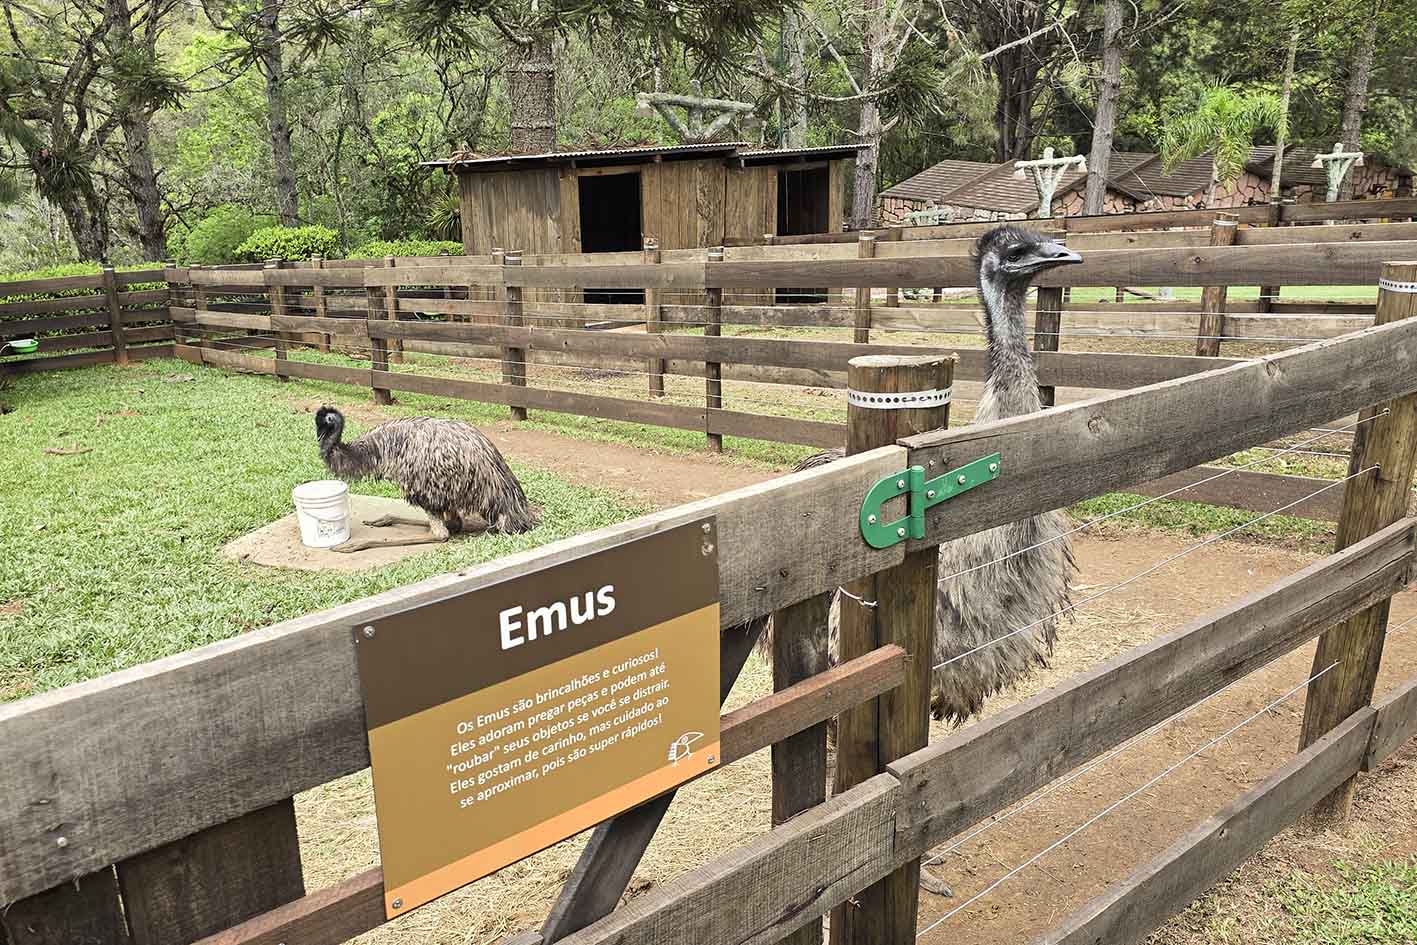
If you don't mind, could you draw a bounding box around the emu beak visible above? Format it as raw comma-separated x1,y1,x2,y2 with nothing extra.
1019,240,1082,274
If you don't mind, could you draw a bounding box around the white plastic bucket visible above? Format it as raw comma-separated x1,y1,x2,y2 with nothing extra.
292,480,351,549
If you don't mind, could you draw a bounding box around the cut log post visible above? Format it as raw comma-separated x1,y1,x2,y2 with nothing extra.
1035,280,1065,408
101,265,129,365
770,591,832,945
706,246,724,452
854,231,876,344
266,259,289,381
1299,260,1417,825
645,238,665,398
832,354,951,945
1195,214,1239,356
504,251,528,421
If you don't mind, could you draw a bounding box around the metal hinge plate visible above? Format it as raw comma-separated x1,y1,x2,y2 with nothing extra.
860,452,1001,548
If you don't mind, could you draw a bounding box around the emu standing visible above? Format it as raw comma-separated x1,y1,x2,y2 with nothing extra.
775,226,1081,724
314,406,538,552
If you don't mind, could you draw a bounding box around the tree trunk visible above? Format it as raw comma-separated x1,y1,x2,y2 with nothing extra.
257,1,300,225
55,188,108,261
851,0,886,230
103,0,167,260
1337,6,1379,199
1207,158,1219,208
1083,0,1123,215
1269,25,1300,200
782,9,809,148
507,32,556,152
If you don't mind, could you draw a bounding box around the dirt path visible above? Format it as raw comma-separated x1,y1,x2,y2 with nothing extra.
285,400,1417,945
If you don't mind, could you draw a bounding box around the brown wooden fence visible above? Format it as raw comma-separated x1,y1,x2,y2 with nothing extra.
0,267,173,372
3,268,1417,945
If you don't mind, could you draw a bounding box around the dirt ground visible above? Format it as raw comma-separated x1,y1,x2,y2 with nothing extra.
289,417,1417,945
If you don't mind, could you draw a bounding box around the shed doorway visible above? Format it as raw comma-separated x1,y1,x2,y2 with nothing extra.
578,172,644,305
776,166,830,303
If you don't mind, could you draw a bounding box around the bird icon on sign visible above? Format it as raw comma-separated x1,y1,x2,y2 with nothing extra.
668,732,705,765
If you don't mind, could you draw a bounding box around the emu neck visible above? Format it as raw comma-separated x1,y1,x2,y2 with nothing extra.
978,276,1041,422
319,427,374,480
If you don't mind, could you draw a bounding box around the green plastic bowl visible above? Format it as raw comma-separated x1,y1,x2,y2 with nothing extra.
7,338,38,354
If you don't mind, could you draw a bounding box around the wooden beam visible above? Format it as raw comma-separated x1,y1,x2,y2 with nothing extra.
1031,708,1377,945
0,868,130,945
903,318,1417,550
1365,677,1417,770
887,519,1414,854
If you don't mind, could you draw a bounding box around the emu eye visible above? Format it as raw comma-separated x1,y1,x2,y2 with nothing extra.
1008,246,1025,260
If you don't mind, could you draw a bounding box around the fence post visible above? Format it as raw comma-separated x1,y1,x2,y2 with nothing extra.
1195,213,1238,357
644,238,665,398
832,354,951,945
854,231,876,344
192,265,208,353
311,254,330,352
1034,243,1066,408
884,228,901,308
1298,261,1417,826
382,256,404,364
770,591,831,945
504,251,528,421
367,257,394,405
101,265,129,365
1259,201,1283,311
705,246,724,452
266,258,289,381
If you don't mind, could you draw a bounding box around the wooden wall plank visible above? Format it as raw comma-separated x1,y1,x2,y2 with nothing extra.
116,801,304,945
1032,708,1377,945
887,519,1414,854
1365,676,1417,770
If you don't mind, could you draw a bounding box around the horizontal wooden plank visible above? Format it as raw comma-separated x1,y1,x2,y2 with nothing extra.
269,315,369,337
36,326,173,354
509,263,706,291
0,293,107,317
1033,708,1377,945
1,349,116,373
1283,196,1417,224
188,645,908,945
1239,221,1417,246
200,348,277,375
0,443,910,906
189,269,266,286
113,269,166,287
395,297,504,318
362,264,504,287
0,273,104,294
373,369,522,406
0,312,112,337
903,319,1417,549
280,360,371,386
263,268,367,288
1366,676,1417,770
519,386,707,431
118,289,167,307
556,775,901,945
661,303,855,328
707,409,844,448
1126,466,1345,521
887,519,1414,854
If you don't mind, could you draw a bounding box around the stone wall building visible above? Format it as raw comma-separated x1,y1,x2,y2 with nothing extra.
878,147,1414,224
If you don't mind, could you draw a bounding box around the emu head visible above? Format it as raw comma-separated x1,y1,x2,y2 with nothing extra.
973,225,1082,296
315,405,344,449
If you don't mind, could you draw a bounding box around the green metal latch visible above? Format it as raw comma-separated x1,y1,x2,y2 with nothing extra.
859,452,1001,548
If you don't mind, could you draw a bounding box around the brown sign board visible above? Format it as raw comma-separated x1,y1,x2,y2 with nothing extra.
355,517,721,918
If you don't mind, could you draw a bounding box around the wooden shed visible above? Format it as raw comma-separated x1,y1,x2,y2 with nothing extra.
426,143,861,258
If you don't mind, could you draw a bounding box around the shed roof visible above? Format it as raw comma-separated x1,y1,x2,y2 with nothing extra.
879,160,996,202
427,142,862,172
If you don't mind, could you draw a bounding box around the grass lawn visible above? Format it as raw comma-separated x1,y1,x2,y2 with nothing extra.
0,358,651,701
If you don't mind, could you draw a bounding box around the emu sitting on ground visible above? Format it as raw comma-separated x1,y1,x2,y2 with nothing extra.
314,406,538,552
773,225,1081,722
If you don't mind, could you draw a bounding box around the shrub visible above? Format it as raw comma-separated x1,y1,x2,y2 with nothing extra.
169,205,263,265
234,224,341,262
346,237,463,259
0,262,164,305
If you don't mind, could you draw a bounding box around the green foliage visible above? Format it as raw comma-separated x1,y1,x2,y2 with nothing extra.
167,205,265,265
0,262,163,305
234,224,342,262
346,237,463,259
1160,82,1286,196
